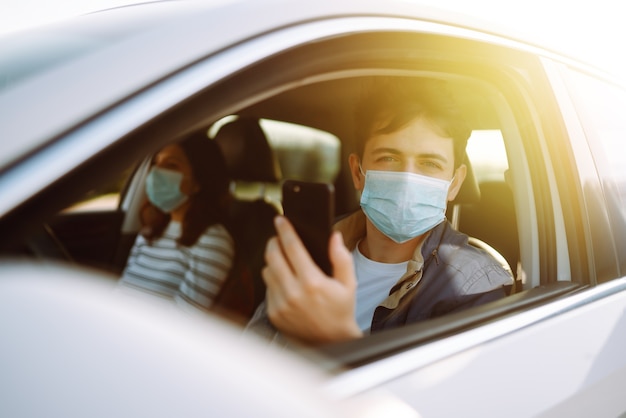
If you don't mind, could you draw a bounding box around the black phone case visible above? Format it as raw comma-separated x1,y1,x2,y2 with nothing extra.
282,180,335,276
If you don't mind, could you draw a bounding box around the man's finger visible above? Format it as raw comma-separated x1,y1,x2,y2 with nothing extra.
263,235,297,293
329,231,356,290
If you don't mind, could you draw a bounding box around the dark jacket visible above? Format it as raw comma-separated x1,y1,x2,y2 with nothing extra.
369,218,512,331
247,210,513,340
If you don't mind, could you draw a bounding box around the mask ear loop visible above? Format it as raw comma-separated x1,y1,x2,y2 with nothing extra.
359,164,366,177
449,164,462,188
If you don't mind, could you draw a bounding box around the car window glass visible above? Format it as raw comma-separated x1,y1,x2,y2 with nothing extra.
63,166,134,212
562,70,626,274
210,116,341,204
562,71,626,218
261,119,341,184
466,129,508,183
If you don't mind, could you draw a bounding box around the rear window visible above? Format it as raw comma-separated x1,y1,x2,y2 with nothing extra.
466,129,508,183
563,68,626,272
260,119,340,184
210,116,341,204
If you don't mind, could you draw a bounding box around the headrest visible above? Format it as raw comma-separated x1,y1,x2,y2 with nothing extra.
451,152,481,205
213,117,282,183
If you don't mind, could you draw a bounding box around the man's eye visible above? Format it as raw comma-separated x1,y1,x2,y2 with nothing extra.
421,161,442,170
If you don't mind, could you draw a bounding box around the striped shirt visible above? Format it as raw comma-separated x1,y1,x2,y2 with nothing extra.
119,220,235,312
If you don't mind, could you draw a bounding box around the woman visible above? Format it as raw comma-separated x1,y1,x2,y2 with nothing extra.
119,132,235,313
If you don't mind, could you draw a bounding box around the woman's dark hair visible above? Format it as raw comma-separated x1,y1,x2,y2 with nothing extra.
354,77,471,168
140,131,231,246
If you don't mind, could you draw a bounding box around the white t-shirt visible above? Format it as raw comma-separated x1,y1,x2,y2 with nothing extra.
353,242,408,333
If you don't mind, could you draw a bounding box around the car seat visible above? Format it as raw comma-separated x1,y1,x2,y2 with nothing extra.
212,117,282,322
456,178,520,284
447,154,516,292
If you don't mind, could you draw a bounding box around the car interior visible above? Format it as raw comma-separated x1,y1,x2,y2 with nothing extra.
46,75,524,317
3,30,592,370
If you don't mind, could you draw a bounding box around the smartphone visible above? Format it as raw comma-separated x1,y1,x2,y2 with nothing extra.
282,180,335,276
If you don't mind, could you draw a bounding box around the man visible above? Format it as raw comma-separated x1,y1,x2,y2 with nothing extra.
248,78,513,345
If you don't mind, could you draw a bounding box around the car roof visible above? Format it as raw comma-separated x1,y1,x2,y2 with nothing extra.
0,0,599,171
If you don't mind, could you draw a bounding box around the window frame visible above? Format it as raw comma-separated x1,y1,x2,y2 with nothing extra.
558,64,626,280
180,28,581,369
0,13,601,388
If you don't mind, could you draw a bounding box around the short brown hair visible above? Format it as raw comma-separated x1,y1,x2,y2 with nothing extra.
354,77,471,168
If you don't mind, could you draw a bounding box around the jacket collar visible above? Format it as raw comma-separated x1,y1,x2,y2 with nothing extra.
333,209,367,251
334,210,450,310
334,209,449,271
335,208,447,249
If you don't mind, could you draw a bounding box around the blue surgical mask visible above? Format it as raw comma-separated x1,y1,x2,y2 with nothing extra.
360,169,452,243
145,166,189,213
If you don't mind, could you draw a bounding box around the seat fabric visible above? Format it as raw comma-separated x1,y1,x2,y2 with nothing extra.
213,117,281,321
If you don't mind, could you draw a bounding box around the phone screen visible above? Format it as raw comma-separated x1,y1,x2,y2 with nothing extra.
282,180,334,276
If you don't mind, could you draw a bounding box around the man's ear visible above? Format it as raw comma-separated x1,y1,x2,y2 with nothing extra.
348,153,365,191
447,164,467,201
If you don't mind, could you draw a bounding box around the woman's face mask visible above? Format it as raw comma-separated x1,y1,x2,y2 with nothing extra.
145,166,189,213
359,169,452,243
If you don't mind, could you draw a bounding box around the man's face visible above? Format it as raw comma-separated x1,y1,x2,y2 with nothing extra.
349,116,466,202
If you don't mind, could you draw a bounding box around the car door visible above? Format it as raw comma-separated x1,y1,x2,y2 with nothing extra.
307,20,626,418
178,15,624,415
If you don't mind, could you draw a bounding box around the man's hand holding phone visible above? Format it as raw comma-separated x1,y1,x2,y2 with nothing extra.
262,216,363,344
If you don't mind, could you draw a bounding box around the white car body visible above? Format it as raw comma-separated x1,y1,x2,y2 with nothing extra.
1,1,625,416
